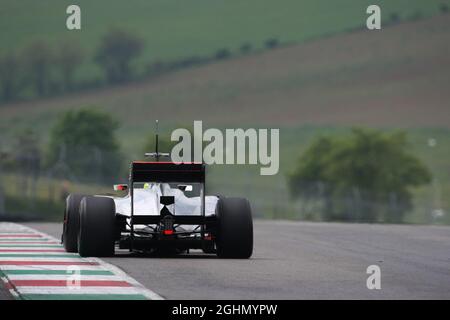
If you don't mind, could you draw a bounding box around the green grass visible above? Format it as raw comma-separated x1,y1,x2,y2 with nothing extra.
0,3,449,224
0,0,448,81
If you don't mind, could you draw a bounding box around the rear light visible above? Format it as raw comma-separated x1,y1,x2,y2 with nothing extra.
113,184,128,191
161,215,174,236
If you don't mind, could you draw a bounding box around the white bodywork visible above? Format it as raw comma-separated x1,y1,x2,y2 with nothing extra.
111,183,218,218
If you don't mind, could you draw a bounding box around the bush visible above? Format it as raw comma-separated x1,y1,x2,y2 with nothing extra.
47,108,122,183
95,29,144,83
23,40,54,96
240,43,252,54
288,128,431,223
57,41,84,91
0,52,23,102
440,4,449,13
265,38,279,49
215,48,231,60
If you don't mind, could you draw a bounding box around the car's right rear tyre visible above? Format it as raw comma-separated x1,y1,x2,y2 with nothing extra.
62,194,86,253
78,196,116,257
215,197,253,259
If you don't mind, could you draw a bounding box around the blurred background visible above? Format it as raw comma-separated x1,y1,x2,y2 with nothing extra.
0,0,448,224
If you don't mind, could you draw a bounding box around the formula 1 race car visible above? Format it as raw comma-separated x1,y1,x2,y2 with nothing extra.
61,147,253,259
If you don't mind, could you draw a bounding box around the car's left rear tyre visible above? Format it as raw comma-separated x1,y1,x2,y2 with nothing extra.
62,194,86,253
78,196,116,257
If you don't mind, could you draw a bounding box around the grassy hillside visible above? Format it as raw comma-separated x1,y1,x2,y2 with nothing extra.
1,14,449,150
1,12,449,224
0,0,448,80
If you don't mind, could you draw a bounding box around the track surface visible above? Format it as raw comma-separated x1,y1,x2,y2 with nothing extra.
2,221,449,299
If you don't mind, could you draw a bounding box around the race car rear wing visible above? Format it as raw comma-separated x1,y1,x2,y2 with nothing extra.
131,161,205,183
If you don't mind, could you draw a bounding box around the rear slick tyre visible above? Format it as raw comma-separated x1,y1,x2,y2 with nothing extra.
78,196,116,257
216,197,253,259
62,194,86,253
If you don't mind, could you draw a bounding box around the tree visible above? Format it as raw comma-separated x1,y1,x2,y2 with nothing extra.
215,48,231,60
94,29,144,83
23,40,54,96
58,41,84,91
0,52,22,102
288,128,431,223
48,108,122,182
265,38,279,49
239,42,252,54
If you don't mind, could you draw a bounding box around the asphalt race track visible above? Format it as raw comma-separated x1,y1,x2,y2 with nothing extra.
2,220,449,299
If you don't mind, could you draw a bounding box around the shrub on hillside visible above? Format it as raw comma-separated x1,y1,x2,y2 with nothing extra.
57,41,84,91
215,48,231,60
288,128,431,223
23,40,54,97
47,108,122,183
265,38,279,49
0,52,23,102
95,29,144,84
240,42,252,54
